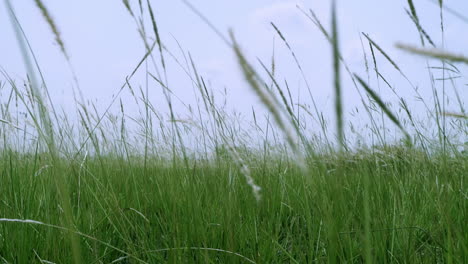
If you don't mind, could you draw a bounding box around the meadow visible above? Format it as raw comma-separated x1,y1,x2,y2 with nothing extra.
0,0,467,263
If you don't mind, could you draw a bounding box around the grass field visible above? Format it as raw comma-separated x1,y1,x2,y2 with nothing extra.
1,149,466,263
1,0,467,263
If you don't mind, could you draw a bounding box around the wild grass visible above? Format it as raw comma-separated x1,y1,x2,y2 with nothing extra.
0,0,466,263
0,150,465,263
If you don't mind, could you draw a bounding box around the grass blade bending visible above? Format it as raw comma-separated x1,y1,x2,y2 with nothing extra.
355,74,412,144
331,0,344,151
146,0,167,83
33,0,69,60
230,31,305,169
396,44,468,64
362,33,401,72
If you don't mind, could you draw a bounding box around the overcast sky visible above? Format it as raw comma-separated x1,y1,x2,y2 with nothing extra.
1,0,467,144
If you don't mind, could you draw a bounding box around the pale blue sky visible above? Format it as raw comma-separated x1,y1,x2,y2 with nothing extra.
1,0,467,144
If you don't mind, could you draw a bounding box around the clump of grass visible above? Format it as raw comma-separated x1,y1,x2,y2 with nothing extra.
0,151,465,263
0,0,467,263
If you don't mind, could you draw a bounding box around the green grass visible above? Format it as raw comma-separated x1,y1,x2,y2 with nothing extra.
0,150,466,263
1,0,467,263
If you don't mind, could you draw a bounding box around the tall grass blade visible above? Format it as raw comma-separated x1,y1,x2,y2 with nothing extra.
180,0,231,47
355,74,412,144
405,9,435,47
33,0,69,60
146,0,167,83
270,22,330,149
426,0,468,24
407,0,419,23
72,42,156,160
396,44,468,64
300,6,387,146
362,33,401,72
122,0,135,17
230,31,305,169
331,0,344,151
257,60,298,126
5,3,82,262
442,112,468,119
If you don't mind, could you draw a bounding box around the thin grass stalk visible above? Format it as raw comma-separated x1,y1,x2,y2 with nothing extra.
364,33,436,124
122,0,135,17
4,2,85,263
439,2,448,154
396,44,468,64
32,0,69,60
146,0,168,85
257,60,316,158
355,75,412,144
270,23,331,149
299,7,387,148
428,0,468,24
367,37,387,144
331,0,344,151
405,9,435,47
144,63,150,172
180,0,231,47
142,4,189,167
72,42,156,161
230,31,305,170
148,73,189,168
